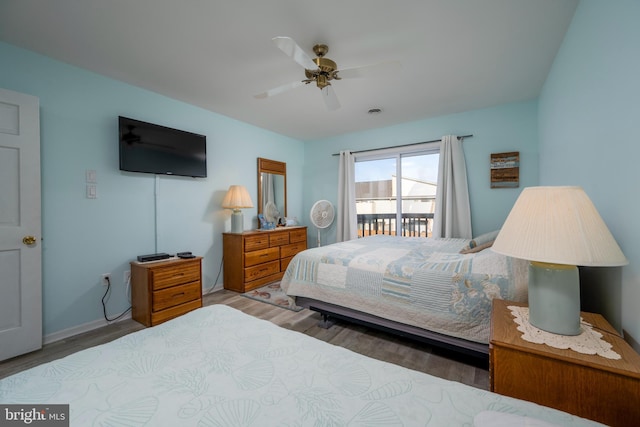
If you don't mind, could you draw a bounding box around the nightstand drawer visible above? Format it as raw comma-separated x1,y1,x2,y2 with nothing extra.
152,280,201,312
151,263,200,290
245,247,279,267
245,260,279,281
150,299,202,326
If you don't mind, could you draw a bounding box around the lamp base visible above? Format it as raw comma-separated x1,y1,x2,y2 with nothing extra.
528,261,581,335
230,209,244,233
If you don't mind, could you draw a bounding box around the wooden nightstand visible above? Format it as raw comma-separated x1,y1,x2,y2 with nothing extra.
490,299,640,427
131,257,203,326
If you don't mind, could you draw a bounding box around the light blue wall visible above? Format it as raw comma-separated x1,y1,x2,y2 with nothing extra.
6,0,637,346
538,0,640,341
304,101,539,245
1,42,305,337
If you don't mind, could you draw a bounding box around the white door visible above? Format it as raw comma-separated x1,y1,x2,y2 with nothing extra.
0,88,42,361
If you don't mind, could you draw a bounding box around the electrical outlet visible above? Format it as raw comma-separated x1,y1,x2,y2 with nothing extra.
101,273,111,287
124,270,131,284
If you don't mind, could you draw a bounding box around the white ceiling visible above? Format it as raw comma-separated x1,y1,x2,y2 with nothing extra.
0,0,578,141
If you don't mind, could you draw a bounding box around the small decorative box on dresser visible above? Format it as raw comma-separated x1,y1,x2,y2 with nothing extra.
223,226,307,293
490,299,640,427
131,257,203,327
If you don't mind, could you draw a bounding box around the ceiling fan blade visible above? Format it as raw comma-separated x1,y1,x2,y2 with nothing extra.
254,80,306,99
337,60,402,79
321,85,340,111
272,36,317,70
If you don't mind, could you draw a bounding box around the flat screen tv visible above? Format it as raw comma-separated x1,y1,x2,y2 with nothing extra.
118,116,207,178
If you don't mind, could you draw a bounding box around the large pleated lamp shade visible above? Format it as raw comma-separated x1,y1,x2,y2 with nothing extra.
492,186,627,335
222,185,254,233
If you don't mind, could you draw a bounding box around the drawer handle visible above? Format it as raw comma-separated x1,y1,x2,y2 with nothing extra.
173,292,185,297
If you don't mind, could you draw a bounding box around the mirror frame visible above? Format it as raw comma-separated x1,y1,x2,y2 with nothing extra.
257,157,287,225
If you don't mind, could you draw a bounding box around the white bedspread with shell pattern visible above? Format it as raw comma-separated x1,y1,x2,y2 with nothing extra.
0,305,603,426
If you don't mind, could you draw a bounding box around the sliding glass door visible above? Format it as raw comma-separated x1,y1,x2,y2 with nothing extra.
355,148,439,237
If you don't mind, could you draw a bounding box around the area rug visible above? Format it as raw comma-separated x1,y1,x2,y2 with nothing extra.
241,282,303,312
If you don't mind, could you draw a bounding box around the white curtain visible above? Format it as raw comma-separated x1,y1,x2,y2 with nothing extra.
432,135,472,239
337,150,358,242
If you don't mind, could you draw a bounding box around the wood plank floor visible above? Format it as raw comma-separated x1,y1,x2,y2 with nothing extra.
0,290,489,390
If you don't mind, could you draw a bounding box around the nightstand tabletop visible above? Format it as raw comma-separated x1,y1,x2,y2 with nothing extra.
491,299,640,378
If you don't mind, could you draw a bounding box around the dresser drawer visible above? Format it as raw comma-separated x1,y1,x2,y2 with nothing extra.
244,234,269,251
289,228,307,243
281,242,306,258
269,232,290,246
281,256,294,272
153,280,201,312
244,260,279,281
245,247,279,267
151,262,201,290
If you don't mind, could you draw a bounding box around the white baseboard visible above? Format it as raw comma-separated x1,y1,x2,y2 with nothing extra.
43,287,222,345
43,312,132,345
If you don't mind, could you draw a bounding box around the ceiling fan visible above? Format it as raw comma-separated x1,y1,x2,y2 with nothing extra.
121,125,173,150
255,36,401,110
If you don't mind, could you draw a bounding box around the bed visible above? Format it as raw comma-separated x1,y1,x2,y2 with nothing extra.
0,305,602,426
280,234,528,357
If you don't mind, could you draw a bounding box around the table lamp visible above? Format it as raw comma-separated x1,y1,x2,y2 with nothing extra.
222,185,254,233
492,186,627,335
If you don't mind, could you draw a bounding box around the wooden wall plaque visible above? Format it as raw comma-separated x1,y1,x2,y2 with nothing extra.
490,152,519,188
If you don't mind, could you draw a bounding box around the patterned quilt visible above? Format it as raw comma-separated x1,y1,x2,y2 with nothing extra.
0,305,601,426
281,235,529,344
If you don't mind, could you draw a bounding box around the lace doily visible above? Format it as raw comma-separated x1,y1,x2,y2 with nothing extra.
507,305,621,360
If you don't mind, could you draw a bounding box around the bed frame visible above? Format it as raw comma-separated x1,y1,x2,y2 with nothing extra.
296,296,489,360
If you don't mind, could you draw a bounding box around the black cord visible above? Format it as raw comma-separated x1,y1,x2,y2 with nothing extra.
203,256,224,295
580,320,623,339
102,275,132,322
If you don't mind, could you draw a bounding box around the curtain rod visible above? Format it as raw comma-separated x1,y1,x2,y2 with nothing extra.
331,134,473,156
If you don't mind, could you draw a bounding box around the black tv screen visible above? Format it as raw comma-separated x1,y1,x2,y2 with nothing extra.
118,116,207,178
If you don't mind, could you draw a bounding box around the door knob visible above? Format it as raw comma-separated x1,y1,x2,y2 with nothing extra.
22,236,37,245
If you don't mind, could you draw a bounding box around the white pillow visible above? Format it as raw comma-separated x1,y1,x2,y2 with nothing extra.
469,230,500,248
459,240,494,254
474,411,563,427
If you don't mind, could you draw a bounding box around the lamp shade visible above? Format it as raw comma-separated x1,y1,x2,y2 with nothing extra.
221,185,254,209
492,186,627,267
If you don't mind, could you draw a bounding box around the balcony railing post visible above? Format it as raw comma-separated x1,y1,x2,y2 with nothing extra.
356,213,433,238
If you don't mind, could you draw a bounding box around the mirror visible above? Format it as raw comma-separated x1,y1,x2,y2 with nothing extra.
257,158,287,227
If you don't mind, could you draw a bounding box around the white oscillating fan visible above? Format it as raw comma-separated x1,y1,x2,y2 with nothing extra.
310,200,335,247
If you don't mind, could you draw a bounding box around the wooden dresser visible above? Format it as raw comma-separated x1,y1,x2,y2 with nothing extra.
490,299,640,427
131,257,203,327
223,226,307,293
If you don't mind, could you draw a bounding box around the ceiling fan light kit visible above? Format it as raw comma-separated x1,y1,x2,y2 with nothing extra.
255,36,399,111
303,44,340,90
